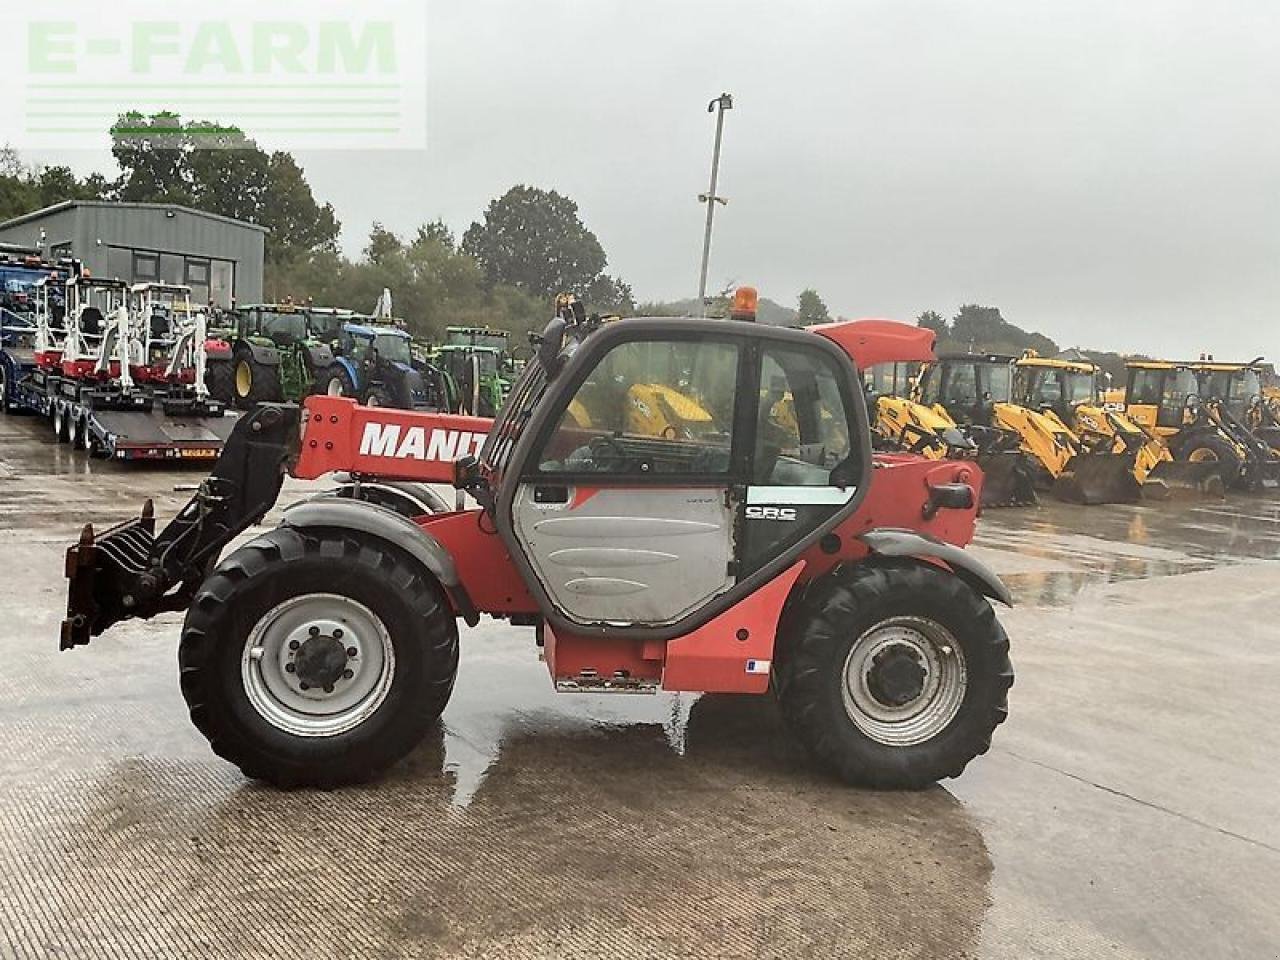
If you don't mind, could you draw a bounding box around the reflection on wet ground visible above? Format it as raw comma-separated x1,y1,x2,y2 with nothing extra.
2,414,1279,958
974,497,1280,607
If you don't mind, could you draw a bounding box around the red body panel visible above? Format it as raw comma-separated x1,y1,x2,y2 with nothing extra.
204,339,232,359
60,359,118,380
811,318,936,368
296,396,494,483
543,628,664,688
661,562,805,693
35,351,62,370
415,509,537,615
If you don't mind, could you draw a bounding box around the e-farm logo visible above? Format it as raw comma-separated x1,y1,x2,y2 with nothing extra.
9,1,426,150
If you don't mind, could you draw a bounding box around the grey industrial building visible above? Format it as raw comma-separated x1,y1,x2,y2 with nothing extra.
0,201,266,308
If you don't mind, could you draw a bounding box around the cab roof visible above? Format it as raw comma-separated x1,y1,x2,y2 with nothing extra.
1016,355,1096,374
343,323,409,339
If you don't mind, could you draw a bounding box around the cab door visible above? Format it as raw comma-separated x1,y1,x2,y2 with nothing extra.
507,334,745,627
502,327,864,630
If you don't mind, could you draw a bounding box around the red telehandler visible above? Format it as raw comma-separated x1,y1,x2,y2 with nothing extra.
62,294,1013,790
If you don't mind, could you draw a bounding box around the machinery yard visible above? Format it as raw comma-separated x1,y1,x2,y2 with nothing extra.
2,412,1277,959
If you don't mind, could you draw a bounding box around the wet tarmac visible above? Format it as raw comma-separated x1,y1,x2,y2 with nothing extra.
1,412,1278,959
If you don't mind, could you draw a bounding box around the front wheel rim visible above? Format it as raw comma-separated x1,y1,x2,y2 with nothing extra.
241,593,396,738
841,616,967,746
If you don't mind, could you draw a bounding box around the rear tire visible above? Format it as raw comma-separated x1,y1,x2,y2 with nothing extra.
206,359,235,405
234,348,282,408
776,560,1012,790
179,526,459,787
0,364,9,414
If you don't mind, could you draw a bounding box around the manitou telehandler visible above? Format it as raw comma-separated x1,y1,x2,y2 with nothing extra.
61,296,1014,791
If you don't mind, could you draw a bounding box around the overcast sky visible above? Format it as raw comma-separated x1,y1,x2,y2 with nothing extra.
26,0,1280,359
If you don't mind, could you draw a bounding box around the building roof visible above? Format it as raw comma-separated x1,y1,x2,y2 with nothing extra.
0,201,269,234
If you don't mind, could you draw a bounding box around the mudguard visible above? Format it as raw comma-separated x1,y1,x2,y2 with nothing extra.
335,356,360,387
307,344,336,370
280,497,478,624
244,341,281,365
859,528,1013,607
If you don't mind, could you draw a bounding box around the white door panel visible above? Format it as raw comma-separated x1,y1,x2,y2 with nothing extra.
513,485,734,625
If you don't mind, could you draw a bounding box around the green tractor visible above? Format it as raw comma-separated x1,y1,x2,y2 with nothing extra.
219,304,338,407
434,326,517,416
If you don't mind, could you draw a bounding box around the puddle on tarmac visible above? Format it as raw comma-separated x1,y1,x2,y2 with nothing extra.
976,497,1280,607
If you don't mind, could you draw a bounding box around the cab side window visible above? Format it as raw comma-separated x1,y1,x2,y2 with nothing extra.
1129,370,1164,405
754,345,853,485
537,338,740,475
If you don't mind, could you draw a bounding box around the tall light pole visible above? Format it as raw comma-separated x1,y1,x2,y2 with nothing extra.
697,93,733,316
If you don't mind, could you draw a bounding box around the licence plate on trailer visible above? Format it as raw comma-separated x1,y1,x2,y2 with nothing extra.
180,448,219,460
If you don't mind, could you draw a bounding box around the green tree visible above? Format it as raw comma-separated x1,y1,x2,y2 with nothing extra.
585,274,635,314
796,288,831,325
461,185,609,298
110,112,340,262
917,310,948,335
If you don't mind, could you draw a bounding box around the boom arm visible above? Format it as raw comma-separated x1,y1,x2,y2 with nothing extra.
62,398,495,648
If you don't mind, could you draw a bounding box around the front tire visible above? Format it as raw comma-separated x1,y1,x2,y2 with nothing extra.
776,561,1012,790
179,526,459,787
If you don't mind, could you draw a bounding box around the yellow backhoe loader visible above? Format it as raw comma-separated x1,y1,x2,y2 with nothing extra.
863,361,1034,507
918,353,1143,505
1189,359,1280,457
1125,361,1279,491
1016,353,1224,499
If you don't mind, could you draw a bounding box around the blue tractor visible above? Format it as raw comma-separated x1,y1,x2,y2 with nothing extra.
317,322,445,409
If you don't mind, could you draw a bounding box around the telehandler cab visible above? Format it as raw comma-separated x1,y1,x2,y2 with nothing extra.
61,300,1013,790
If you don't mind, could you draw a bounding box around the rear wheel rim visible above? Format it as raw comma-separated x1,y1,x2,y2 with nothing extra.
1189,447,1219,463
841,616,967,746
241,593,396,738
236,361,252,397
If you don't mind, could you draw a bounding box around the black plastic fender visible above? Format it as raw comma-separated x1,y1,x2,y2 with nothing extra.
241,341,281,366
280,497,479,625
859,528,1013,607
305,344,335,370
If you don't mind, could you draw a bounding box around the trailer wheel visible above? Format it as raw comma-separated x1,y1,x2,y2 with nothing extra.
179,526,459,788
77,415,96,453
52,403,70,443
776,560,1012,790
234,348,282,407
206,360,235,405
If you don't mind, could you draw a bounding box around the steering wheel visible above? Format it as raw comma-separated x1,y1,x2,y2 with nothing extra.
587,434,631,472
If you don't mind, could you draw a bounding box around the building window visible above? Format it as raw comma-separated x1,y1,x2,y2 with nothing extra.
133,252,160,283
50,242,72,260
185,259,210,287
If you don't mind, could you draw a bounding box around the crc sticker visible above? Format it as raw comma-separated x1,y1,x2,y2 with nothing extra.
745,505,797,521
